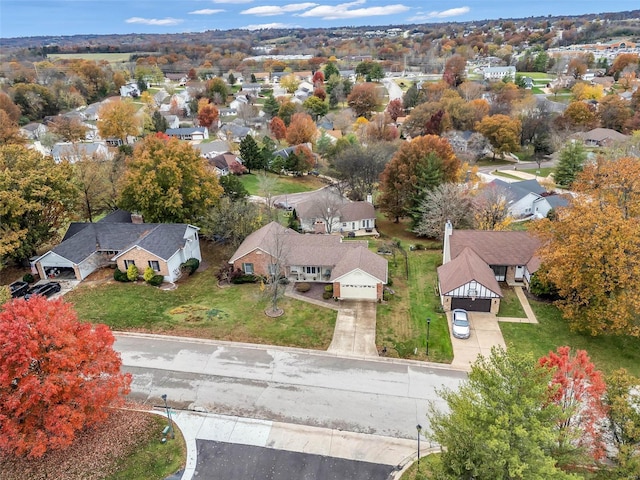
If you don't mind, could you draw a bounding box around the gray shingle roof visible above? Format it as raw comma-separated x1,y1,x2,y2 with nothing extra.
491,179,546,202
52,222,193,264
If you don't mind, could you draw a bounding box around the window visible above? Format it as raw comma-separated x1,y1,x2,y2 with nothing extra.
243,263,254,274
304,266,318,274
148,260,160,271
268,264,277,275
124,260,135,269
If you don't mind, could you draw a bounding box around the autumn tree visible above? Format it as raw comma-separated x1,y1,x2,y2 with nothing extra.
197,98,219,129
567,57,588,79
277,99,298,126
475,114,522,158
378,135,460,222
48,116,88,142
284,145,315,175
603,369,640,477
413,183,474,239
0,92,22,123
200,197,264,248
0,110,25,145
427,347,574,480
554,140,587,187
598,95,631,132
303,96,328,120
0,145,76,263
561,101,598,129
97,100,140,144
0,296,131,458
386,98,404,122
347,83,380,118
533,156,640,336
206,77,228,104
312,70,325,86
269,116,287,142
72,155,112,222
285,112,316,146
280,74,300,94
472,183,512,230
539,347,607,467
333,142,396,201
443,54,466,87
362,113,399,142
118,135,222,223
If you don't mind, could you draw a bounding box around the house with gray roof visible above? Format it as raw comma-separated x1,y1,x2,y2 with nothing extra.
34,211,201,283
490,179,569,219
166,127,209,141
51,142,113,163
229,222,387,301
438,221,541,312
294,190,376,235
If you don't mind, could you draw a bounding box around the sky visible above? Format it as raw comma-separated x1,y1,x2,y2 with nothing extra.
0,0,637,39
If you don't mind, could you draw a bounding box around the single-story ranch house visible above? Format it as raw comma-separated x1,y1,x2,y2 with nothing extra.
229,222,387,301
437,221,541,313
34,210,201,282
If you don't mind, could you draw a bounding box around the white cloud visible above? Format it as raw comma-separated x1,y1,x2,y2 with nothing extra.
125,17,183,26
241,3,318,16
410,6,470,21
241,22,296,30
212,0,253,3
189,9,225,15
298,0,409,20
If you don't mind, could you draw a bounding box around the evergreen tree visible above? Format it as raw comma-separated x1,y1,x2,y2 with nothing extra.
239,134,262,173
263,95,280,118
555,141,587,187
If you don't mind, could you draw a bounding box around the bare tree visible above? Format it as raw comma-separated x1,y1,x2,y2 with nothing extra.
258,173,278,219
413,183,474,239
263,223,293,315
309,188,348,234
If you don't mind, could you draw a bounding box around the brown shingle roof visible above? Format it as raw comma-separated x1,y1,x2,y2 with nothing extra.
331,246,388,283
438,247,502,296
450,230,540,266
339,202,375,222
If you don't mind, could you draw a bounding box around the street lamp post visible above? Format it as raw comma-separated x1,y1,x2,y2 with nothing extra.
416,424,422,471
161,394,175,439
426,317,431,356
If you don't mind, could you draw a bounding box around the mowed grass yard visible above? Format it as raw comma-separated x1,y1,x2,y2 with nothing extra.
239,171,326,196
66,242,336,350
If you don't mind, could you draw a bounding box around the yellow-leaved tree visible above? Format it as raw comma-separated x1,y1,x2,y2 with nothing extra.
532,156,640,336
97,100,140,144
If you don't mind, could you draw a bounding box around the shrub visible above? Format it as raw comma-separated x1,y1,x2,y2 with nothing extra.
22,273,34,283
148,275,164,287
126,264,138,281
114,268,130,282
387,277,393,287
143,266,155,282
322,291,332,299
383,291,391,301
180,258,200,276
295,282,311,293
231,273,259,284
324,284,333,293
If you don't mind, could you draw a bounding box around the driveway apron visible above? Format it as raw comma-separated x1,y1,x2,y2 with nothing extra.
328,300,378,357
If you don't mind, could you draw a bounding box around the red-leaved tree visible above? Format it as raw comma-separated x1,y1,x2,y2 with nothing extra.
270,116,287,141
539,346,608,466
0,296,131,458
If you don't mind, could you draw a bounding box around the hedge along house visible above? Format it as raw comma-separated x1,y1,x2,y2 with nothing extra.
437,221,541,313
228,222,387,301
34,210,201,283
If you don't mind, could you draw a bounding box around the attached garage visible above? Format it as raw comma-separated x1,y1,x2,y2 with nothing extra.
333,268,384,301
339,283,378,300
451,297,492,312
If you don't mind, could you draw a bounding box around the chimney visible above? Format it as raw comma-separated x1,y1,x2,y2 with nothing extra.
443,220,453,265
366,194,373,204
131,213,144,224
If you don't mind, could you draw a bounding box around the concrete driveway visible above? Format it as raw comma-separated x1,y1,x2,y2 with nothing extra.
449,312,506,371
327,300,378,357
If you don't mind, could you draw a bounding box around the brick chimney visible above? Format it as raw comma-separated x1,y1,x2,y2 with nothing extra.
131,213,144,224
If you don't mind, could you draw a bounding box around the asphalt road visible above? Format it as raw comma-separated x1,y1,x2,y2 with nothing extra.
115,334,466,440
194,441,394,480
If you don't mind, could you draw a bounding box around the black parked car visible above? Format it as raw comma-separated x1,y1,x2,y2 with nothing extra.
10,280,30,298
24,282,61,300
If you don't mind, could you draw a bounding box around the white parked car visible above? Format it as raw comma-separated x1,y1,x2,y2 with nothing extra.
451,309,470,339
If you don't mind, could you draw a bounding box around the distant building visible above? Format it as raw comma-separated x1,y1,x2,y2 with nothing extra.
483,66,516,81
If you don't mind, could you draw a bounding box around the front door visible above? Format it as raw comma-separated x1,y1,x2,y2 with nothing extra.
514,265,525,280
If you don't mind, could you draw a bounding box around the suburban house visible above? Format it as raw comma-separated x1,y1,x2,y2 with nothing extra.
483,66,516,81
51,142,113,163
218,123,252,143
294,191,376,235
229,222,387,301
33,210,201,283
574,128,628,147
120,82,140,97
206,152,246,176
437,221,541,313
20,122,48,140
193,140,230,158
166,127,209,141
489,179,569,219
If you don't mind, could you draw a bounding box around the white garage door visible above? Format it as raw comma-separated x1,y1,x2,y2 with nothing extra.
340,283,377,300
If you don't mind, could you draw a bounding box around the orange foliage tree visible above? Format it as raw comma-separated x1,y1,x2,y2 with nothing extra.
285,112,316,146
347,83,380,118
533,156,640,336
539,347,607,466
0,296,131,458
197,98,219,129
378,135,460,222
269,116,287,141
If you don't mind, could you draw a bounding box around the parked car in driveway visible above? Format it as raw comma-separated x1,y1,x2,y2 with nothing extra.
24,282,61,300
10,280,30,298
451,308,470,339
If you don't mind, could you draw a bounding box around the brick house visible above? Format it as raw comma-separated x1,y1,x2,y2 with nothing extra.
34,211,201,283
437,221,541,312
229,222,387,301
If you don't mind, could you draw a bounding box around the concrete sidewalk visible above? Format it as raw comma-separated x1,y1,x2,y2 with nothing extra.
168,410,417,480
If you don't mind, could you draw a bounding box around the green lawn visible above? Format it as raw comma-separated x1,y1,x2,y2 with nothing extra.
475,158,515,167
519,72,556,80
48,52,134,63
66,254,336,350
497,286,526,318
239,172,325,196
492,171,524,181
501,300,640,377
521,167,555,177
